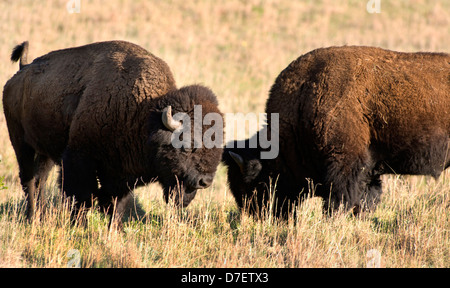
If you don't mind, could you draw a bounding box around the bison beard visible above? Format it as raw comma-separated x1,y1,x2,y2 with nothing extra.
3,41,223,227
223,46,450,219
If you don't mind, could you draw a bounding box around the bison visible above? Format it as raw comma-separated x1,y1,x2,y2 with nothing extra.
223,46,449,218
3,40,223,224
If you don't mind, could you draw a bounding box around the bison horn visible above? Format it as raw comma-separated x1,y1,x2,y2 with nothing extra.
162,106,182,132
228,151,245,173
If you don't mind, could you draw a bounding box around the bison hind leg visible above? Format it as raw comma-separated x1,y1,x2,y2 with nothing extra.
13,141,53,220
15,142,38,220
32,154,55,214
321,151,382,216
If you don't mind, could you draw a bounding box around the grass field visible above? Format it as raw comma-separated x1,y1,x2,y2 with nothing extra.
0,0,449,267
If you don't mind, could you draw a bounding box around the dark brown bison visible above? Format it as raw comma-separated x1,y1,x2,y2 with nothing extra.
3,40,223,224
223,46,450,218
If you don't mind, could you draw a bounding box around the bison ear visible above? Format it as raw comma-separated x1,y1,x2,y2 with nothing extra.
162,106,182,132
244,159,262,183
228,151,262,182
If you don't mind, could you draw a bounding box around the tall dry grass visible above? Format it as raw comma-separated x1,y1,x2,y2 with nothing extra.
0,0,449,267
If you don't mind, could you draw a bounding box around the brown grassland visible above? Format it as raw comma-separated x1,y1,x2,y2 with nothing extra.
0,0,449,267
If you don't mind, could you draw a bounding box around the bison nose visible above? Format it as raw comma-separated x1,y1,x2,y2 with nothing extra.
197,175,213,189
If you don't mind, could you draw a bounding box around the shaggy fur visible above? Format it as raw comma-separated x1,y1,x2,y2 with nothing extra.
223,46,450,218
3,41,223,223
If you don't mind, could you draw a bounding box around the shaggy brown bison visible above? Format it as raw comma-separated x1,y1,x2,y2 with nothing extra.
3,40,223,224
223,46,449,218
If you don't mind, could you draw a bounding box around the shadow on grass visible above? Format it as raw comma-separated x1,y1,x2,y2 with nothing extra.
0,190,166,230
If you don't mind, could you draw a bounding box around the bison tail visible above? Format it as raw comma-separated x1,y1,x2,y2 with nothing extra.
11,41,29,70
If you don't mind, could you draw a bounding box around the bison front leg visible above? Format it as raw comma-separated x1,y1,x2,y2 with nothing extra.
359,172,383,213
61,148,99,225
108,194,132,231
96,176,132,230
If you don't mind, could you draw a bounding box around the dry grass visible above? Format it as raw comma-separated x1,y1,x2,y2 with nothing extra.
0,0,449,267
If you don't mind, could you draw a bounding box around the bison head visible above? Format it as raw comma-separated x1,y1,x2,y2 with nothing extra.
148,85,223,207
223,137,300,218
222,138,274,217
